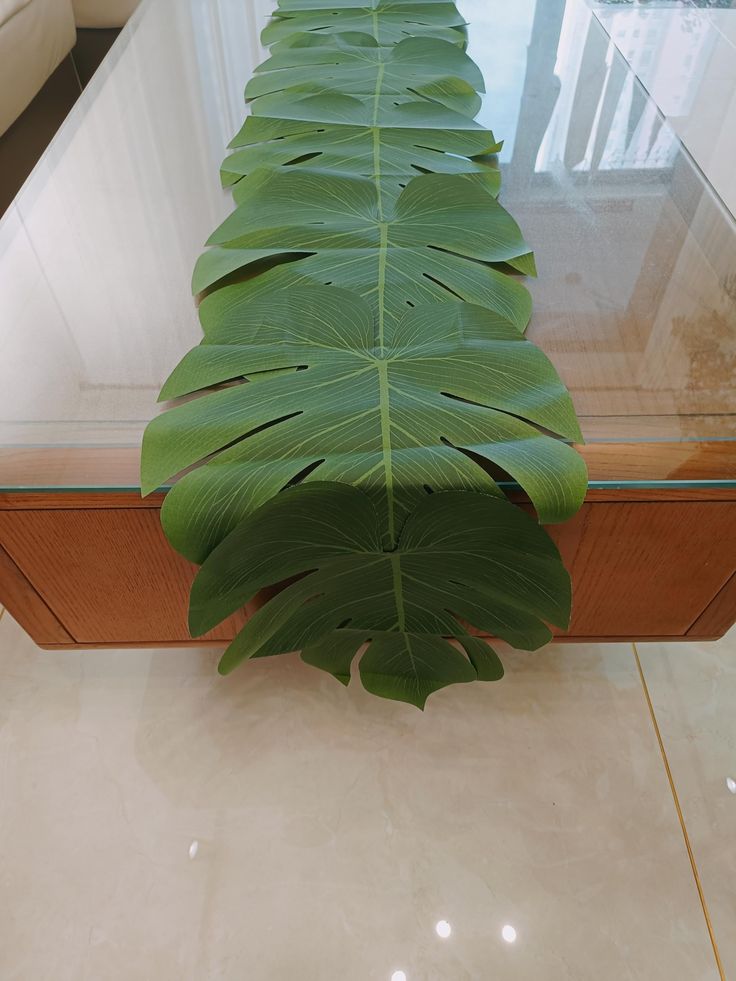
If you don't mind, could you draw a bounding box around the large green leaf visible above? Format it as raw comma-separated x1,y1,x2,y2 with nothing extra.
222,96,502,202
193,167,534,333
141,288,584,559
303,631,485,706
246,33,483,116
276,0,463,8
300,629,503,692
139,0,588,706
262,2,467,47
187,482,569,707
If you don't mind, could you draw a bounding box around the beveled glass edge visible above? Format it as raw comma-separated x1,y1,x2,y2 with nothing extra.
2,479,734,494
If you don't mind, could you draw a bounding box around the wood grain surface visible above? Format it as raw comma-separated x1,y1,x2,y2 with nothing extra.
1,498,734,646
686,572,736,639
0,509,247,644
0,544,74,644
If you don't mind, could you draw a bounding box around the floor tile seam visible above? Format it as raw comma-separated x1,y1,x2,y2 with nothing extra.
631,640,726,980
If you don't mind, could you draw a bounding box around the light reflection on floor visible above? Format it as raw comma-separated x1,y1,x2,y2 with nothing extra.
0,609,733,979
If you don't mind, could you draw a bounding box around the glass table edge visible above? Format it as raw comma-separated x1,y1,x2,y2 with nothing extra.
1,479,734,495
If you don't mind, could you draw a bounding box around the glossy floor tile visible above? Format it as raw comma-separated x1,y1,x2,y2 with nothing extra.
592,2,736,216
637,627,736,978
0,611,722,980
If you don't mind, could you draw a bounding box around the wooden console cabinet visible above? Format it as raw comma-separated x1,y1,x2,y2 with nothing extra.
1,473,734,650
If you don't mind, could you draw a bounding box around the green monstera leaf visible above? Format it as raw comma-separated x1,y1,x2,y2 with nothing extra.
188,482,570,708
276,0,464,8
222,96,502,202
262,2,467,47
301,630,504,699
193,167,534,332
141,287,584,561
245,33,484,116
140,0,588,706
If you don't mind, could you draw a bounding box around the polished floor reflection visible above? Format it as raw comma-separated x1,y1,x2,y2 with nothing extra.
1,607,732,979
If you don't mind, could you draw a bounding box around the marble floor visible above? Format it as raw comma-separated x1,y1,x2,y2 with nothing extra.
0,606,733,980
590,0,736,216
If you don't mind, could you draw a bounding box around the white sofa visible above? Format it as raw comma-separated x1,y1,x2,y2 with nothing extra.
72,0,140,28
0,0,76,137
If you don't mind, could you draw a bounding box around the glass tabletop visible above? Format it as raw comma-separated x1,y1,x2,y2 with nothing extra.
0,0,734,491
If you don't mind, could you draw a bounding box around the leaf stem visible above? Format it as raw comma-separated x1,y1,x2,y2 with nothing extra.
370,44,387,348
389,553,406,630
377,359,396,546
373,53,392,545
377,221,388,351
372,61,385,223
